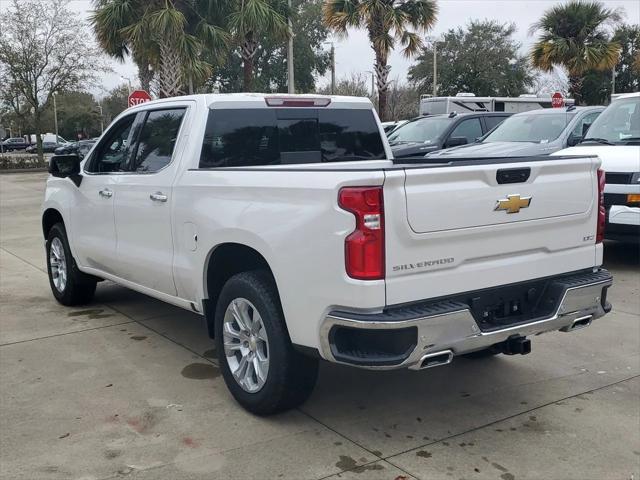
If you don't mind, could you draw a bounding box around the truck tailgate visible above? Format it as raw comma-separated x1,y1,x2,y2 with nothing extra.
384,156,602,306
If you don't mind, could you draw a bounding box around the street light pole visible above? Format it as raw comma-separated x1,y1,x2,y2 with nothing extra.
121,76,132,95
96,102,104,134
287,0,295,94
366,70,374,98
611,65,616,96
53,93,59,144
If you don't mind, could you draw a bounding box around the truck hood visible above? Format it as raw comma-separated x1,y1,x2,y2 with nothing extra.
553,145,640,172
391,142,440,158
427,141,559,158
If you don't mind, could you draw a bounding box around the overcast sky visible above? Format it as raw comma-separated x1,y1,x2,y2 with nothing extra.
64,0,640,96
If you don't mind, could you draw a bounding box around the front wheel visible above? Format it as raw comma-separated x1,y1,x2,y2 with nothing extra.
46,223,96,305
215,271,318,415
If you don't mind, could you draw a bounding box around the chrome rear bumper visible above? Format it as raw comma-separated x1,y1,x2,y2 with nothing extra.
319,269,613,370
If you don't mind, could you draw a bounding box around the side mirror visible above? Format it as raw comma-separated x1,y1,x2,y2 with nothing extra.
582,123,591,137
445,136,468,148
567,135,581,147
49,154,82,186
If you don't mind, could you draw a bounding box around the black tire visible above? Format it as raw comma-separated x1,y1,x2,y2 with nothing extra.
214,270,319,415
46,223,97,306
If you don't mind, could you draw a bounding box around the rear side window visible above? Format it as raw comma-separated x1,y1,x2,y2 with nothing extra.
131,108,186,173
199,108,385,168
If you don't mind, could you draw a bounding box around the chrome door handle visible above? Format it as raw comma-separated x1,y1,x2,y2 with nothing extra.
98,189,113,198
150,192,168,202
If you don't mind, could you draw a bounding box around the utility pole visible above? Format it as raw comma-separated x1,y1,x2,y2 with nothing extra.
611,65,616,96
324,42,336,94
287,0,295,94
433,41,438,97
330,43,335,94
53,93,59,144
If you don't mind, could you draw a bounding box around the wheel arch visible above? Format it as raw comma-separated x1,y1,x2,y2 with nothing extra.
202,242,282,339
42,208,65,239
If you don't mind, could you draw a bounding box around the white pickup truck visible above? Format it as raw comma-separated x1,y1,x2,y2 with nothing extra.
43,94,612,414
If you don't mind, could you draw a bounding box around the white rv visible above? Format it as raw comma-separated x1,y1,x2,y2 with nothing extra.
419,93,575,116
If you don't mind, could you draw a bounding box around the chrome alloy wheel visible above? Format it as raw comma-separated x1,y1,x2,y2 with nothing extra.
223,298,270,393
49,237,67,292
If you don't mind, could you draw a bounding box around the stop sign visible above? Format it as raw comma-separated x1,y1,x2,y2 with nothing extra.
128,90,152,108
551,92,564,108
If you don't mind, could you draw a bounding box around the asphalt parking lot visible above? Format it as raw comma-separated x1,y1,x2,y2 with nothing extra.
1,172,638,480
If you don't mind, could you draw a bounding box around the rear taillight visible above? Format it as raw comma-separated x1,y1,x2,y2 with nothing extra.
597,168,606,243
338,187,385,280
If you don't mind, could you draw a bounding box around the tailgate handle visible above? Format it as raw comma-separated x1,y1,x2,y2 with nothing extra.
497,168,530,184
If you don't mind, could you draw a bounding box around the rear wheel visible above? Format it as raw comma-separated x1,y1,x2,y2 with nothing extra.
215,271,318,415
46,223,96,305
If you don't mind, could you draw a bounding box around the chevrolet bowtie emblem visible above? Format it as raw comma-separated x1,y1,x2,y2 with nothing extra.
495,194,532,214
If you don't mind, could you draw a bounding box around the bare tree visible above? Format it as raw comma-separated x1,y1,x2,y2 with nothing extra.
0,0,105,159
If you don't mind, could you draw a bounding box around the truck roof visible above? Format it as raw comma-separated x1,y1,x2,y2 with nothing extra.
125,93,374,111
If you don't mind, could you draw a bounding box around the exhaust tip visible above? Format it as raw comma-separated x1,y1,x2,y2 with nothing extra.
418,350,454,369
561,315,593,332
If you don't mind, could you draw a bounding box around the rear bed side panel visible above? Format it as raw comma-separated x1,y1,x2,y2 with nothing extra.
172,168,387,350
384,157,602,306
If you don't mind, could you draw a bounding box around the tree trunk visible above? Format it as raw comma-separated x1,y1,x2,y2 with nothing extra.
158,40,184,98
241,33,257,92
243,57,253,92
34,110,43,163
374,51,391,122
568,75,583,106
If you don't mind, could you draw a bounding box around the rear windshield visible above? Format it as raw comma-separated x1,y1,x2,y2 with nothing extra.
199,108,385,168
387,116,451,145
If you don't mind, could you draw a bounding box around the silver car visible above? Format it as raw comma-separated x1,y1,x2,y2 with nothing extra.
426,106,604,159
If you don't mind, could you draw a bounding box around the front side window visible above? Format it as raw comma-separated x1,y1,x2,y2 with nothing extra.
449,118,483,143
86,115,136,173
571,111,601,138
582,97,640,145
131,109,186,173
485,116,508,131
199,108,385,168
484,113,573,143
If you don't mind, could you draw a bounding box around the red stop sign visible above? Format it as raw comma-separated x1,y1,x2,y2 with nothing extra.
551,92,564,108
128,90,152,108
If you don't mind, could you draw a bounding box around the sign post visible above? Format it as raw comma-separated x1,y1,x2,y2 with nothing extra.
551,92,564,108
128,90,152,108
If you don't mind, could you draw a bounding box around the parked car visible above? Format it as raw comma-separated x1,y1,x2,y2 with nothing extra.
381,120,408,134
54,140,96,157
553,92,639,242
26,142,61,153
388,112,511,159
426,106,604,159
1,137,29,152
42,94,612,415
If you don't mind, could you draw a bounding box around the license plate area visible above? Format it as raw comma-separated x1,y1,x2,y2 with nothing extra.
465,279,560,332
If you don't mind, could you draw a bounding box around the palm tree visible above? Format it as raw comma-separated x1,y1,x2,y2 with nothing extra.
323,0,437,121
530,0,622,105
91,0,229,97
227,0,290,92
